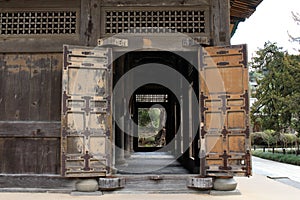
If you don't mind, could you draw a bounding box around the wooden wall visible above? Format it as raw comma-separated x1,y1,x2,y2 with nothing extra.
0,0,231,175
0,54,62,174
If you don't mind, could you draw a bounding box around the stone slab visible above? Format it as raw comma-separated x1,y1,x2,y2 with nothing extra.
209,189,241,196
70,191,103,196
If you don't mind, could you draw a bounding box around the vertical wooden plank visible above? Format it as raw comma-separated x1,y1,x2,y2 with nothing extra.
37,55,52,121
1,54,58,121
27,54,51,121
36,138,60,174
80,0,102,46
4,55,24,120
0,138,16,173
0,54,5,120
50,54,63,121
29,55,42,120
0,137,60,174
0,138,6,171
3,138,28,173
210,0,230,46
3,56,14,120
18,55,31,120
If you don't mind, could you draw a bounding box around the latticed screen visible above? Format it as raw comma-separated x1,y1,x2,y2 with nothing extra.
0,11,77,35
136,94,168,103
105,9,206,34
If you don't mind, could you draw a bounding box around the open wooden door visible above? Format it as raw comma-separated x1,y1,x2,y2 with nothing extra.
61,45,112,177
199,44,251,177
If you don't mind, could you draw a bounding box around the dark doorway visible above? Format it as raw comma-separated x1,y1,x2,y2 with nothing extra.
132,84,180,152
113,50,200,174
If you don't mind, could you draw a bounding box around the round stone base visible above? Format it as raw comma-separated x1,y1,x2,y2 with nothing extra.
99,177,125,190
213,177,237,191
187,177,213,190
75,179,99,192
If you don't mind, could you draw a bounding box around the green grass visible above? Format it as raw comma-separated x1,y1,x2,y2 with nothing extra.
252,150,300,166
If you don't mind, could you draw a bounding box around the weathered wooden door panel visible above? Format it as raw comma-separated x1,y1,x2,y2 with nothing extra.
199,44,251,176
61,45,112,177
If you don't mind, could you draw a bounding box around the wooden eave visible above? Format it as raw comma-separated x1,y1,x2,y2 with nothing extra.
230,0,263,36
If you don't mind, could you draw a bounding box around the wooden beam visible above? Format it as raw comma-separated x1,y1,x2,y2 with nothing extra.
0,37,81,53
0,174,76,189
100,0,210,6
0,0,80,8
0,121,60,138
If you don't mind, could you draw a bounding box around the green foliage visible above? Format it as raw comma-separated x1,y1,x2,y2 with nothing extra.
138,108,151,127
148,108,161,128
282,133,298,147
251,130,298,148
138,108,162,130
251,130,276,147
252,150,300,166
250,42,300,134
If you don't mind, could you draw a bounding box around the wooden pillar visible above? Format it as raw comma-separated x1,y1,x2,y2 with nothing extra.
114,104,126,165
179,96,184,156
174,102,178,155
124,111,132,158
183,81,190,157
210,0,230,46
124,99,131,158
116,106,126,165
114,56,126,165
80,0,101,46
123,53,133,158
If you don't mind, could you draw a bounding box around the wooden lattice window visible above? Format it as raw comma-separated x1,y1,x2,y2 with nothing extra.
0,10,78,35
103,8,208,35
136,94,168,103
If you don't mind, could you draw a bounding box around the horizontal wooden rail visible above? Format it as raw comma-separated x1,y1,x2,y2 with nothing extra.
0,121,61,138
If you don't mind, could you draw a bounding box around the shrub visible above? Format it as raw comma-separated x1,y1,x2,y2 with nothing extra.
252,150,300,166
251,130,276,147
251,130,298,148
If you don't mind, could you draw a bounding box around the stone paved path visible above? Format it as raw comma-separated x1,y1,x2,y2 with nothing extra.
252,156,300,189
252,156,300,182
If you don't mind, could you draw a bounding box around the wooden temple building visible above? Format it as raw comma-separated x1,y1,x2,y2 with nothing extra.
0,0,263,192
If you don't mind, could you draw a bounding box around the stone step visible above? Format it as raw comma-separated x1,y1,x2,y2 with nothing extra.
0,174,237,194
116,152,190,174
102,175,211,194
